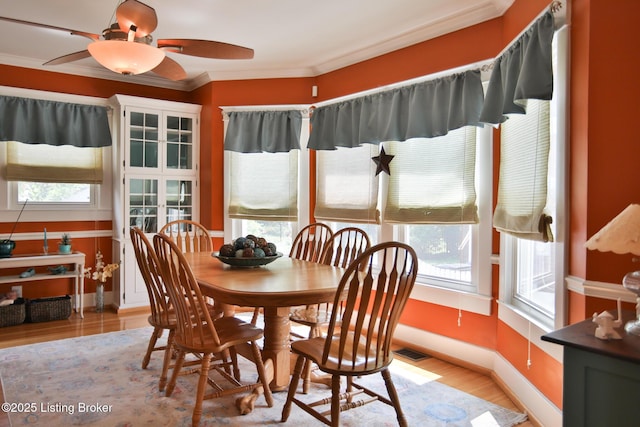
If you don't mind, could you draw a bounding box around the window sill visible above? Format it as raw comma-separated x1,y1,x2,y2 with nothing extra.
0,208,112,223
410,282,492,316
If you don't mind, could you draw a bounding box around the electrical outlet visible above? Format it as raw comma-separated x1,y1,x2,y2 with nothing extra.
11,285,22,298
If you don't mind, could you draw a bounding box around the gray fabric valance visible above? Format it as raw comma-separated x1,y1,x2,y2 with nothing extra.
479,11,555,124
0,95,112,147
225,110,302,153
308,69,484,150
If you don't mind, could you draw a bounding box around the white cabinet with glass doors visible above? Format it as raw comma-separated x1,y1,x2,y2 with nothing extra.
109,94,201,310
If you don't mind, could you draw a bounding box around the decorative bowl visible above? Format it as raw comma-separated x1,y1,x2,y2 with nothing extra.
213,252,283,268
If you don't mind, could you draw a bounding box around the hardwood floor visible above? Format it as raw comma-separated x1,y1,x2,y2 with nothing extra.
0,308,535,426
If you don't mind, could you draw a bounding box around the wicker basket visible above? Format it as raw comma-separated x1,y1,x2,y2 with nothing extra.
0,298,26,327
26,295,72,323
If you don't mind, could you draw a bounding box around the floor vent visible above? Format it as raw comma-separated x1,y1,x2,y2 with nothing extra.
394,348,431,361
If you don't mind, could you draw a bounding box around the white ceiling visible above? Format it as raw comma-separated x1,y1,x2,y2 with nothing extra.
0,0,515,91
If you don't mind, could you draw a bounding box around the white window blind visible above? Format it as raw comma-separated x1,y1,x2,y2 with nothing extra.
314,144,380,224
228,150,298,221
385,126,478,224
493,99,552,241
6,141,103,183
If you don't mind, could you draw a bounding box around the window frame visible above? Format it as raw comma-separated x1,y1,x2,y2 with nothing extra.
0,85,113,222
498,25,568,332
222,106,310,246
385,123,493,315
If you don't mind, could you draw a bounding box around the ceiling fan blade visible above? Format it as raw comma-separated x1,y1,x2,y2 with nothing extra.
43,50,92,66
116,0,158,38
0,16,99,41
157,39,254,60
150,56,187,81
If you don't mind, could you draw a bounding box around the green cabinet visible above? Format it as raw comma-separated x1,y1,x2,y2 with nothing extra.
542,311,640,427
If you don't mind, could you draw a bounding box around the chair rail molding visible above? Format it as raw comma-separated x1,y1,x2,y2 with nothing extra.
566,275,637,302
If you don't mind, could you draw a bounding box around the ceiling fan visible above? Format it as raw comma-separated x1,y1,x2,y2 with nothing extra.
0,0,254,80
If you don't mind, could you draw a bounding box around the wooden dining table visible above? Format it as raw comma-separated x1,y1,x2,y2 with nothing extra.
183,252,345,394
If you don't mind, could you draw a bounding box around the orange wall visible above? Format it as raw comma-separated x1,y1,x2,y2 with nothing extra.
315,20,502,102
0,65,191,102
569,0,640,321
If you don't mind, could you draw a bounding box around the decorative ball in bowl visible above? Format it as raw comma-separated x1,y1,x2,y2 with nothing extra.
214,235,282,268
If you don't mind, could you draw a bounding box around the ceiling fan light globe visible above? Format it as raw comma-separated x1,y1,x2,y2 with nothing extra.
88,40,164,75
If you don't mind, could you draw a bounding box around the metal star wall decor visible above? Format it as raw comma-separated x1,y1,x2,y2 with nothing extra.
372,146,394,176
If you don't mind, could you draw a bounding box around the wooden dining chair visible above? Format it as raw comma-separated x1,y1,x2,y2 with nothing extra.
289,222,334,263
285,222,334,334
250,223,334,327
130,226,177,391
159,219,234,313
153,233,273,426
159,219,213,253
290,226,371,393
131,227,222,392
281,241,418,427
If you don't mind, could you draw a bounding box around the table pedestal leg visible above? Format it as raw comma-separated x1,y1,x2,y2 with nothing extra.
261,306,291,391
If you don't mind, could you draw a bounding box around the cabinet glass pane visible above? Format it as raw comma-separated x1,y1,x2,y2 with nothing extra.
167,143,179,169
144,142,158,168
165,115,193,170
129,178,159,233
166,180,193,223
130,111,144,127
166,115,180,130
181,117,192,131
130,140,144,167
129,112,159,168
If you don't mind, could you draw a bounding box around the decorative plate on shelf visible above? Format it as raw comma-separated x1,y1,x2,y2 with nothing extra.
213,252,283,268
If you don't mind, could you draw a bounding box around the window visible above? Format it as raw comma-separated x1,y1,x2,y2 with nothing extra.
403,224,473,288
227,147,299,255
500,26,567,330
0,88,112,222
7,140,103,205
501,98,562,329
314,125,492,300
223,107,310,252
17,182,91,203
385,126,480,292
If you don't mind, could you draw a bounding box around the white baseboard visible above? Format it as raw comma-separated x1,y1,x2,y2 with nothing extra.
394,323,561,426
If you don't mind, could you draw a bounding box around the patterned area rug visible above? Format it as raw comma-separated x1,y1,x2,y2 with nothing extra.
0,327,527,426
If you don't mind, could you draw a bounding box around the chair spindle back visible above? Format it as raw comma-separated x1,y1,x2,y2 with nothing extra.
130,227,171,327
153,233,221,349
289,223,333,262
321,227,371,270
159,219,213,253
323,241,418,370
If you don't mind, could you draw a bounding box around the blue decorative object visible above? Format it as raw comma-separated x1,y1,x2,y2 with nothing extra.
19,268,35,278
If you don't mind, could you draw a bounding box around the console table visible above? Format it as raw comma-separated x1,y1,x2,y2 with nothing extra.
541,310,640,426
0,252,86,318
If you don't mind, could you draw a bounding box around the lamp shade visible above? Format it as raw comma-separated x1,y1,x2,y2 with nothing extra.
585,204,640,255
88,40,165,75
